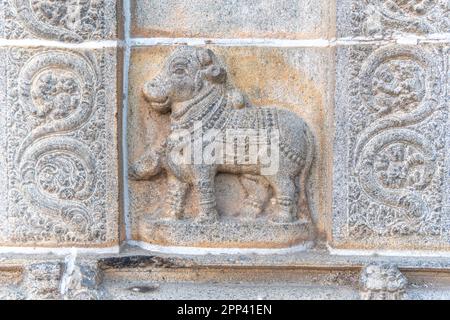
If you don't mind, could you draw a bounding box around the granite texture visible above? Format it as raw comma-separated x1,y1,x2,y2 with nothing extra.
333,43,449,251
1,246,450,300
0,0,121,41
0,0,449,302
0,47,121,247
131,0,335,39
127,46,335,248
337,0,450,38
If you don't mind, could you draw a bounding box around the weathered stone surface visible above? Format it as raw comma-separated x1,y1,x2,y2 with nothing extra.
0,48,6,246
131,0,335,39
359,263,408,300
23,262,63,299
0,47,121,247
128,46,334,248
60,259,103,300
0,0,121,41
0,0,449,302
338,0,450,38
333,43,449,251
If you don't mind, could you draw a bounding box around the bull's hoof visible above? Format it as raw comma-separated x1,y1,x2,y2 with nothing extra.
195,210,219,224
270,211,295,224
240,200,263,220
158,208,181,221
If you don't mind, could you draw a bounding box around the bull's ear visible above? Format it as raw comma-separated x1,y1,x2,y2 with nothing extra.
204,65,227,83
197,48,213,66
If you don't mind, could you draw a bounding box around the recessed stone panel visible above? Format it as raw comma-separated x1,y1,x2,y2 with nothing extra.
0,47,121,247
0,0,121,41
333,43,449,251
127,45,335,248
338,0,450,38
131,0,335,39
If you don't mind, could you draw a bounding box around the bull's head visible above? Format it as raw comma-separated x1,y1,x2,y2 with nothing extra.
143,46,227,114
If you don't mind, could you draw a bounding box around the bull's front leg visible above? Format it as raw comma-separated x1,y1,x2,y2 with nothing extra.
193,166,219,223
161,174,188,220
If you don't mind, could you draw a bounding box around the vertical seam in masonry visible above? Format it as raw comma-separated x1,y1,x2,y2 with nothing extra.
122,0,131,241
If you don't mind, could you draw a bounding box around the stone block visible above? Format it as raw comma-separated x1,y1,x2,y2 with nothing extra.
131,0,335,39
359,263,408,300
0,47,121,248
337,0,450,38
0,0,121,41
127,45,335,249
23,262,63,299
333,43,449,251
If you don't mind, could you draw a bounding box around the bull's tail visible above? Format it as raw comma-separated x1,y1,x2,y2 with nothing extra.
298,126,315,222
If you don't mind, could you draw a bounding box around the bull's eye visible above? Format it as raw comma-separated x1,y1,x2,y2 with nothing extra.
173,68,186,76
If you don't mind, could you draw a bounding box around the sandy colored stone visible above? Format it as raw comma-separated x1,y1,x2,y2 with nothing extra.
0,0,121,41
131,0,335,39
0,47,121,248
127,46,335,248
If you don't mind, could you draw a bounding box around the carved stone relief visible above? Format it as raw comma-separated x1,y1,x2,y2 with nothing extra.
0,0,119,41
0,47,120,247
127,46,331,249
333,44,448,250
338,0,450,37
359,263,408,300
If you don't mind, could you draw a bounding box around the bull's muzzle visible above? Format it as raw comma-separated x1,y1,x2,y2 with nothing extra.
143,79,171,113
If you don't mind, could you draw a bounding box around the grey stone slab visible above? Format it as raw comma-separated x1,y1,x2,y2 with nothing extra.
0,48,6,244
0,0,120,41
0,47,121,247
337,0,450,38
333,43,449,251
131,0,335,39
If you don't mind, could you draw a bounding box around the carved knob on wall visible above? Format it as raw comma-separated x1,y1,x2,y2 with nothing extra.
359,263,408,300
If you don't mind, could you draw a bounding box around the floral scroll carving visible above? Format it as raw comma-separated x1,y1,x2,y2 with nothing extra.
3,48,114,244
3,0,115,41
347,45,446,239
349,0,449,36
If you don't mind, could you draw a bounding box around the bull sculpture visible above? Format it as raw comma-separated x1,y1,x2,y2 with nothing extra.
130,46,315,224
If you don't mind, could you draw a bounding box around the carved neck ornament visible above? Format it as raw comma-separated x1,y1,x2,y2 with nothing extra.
170,84,226,130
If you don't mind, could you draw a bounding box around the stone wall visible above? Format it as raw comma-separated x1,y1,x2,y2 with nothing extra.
0,0,448,300
0,0,122,251
333,0,449,253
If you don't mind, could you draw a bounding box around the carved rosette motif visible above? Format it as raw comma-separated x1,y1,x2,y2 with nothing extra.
347,45,446,240
4,48,112,244
348,0,449,36
360,263,408,300
2,0,115,41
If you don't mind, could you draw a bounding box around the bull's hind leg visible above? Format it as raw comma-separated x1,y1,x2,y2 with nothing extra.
268,176,297,223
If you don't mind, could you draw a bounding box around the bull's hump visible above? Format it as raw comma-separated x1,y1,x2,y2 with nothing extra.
227,107,280,131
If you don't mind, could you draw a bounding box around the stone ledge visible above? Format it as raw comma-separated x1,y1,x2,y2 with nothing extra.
1,245,450,299
135,218,315,249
